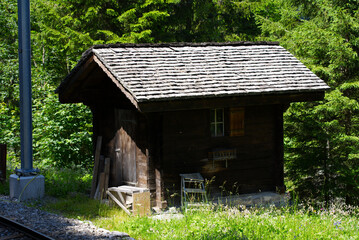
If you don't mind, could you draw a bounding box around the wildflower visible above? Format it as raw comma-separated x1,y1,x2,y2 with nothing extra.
334,221,342,228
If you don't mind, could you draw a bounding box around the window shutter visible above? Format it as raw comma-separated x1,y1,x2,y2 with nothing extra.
230,108,244,136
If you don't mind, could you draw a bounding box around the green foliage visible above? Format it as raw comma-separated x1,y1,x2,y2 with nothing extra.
0,0,20,160
264,0,359,205
1,0,359,206
1,166,91,198
0,0,266,174
33,91,93,169
42,165,92,197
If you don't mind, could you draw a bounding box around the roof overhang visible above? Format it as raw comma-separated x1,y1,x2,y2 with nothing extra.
56,42,330,112
137,90,325,112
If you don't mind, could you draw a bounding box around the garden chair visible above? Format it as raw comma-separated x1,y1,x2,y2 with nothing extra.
180,173,207,208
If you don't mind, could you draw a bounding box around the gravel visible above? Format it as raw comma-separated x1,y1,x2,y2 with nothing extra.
0,195,134,240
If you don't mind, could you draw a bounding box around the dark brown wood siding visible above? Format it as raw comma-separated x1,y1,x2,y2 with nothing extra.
159,105,284,200
90,106,149,189
90,102,285,207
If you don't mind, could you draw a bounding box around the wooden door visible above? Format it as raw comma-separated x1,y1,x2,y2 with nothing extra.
115,109,137,185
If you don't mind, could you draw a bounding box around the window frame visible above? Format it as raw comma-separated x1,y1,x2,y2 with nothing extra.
210,108,224,137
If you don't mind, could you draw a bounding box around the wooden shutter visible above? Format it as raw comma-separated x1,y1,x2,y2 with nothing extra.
230,108,245,136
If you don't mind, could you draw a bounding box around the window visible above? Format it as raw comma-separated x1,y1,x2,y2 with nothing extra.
210,109,224,137
210,108,245,137
230,108,245,136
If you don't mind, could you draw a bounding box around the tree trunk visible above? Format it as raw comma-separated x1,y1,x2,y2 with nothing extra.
324,139,329,207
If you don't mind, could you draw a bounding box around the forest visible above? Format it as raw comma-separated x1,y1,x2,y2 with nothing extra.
0,0,358,206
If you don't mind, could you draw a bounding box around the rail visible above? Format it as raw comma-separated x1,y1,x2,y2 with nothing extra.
0,215,54,240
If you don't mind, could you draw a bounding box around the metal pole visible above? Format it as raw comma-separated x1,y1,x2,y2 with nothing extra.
17,0,37,175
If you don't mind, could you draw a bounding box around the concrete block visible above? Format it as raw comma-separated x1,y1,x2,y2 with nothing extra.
9,174,45,200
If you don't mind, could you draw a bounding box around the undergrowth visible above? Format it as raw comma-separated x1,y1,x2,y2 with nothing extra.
0,165,91,197
92,203,359,240
41,165,92,197
0,170,10,195
1,167,358,239
43,194,359,240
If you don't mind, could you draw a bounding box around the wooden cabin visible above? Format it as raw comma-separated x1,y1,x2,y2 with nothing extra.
56,42,329,208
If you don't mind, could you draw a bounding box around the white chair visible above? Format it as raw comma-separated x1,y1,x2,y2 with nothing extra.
180,173,207,208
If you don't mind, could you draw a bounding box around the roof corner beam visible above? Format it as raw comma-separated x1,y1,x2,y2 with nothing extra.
93,55,139,110
57,55,96,100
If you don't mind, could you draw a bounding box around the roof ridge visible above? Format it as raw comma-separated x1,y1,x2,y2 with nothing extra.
90,41,279,50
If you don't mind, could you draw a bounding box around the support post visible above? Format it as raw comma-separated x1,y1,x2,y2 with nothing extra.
10,0,44,200
17,0,37,175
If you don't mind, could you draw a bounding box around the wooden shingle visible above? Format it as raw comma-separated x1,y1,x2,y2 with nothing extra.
57,42,329,104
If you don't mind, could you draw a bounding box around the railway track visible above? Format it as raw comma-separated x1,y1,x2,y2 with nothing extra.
0,215,54,240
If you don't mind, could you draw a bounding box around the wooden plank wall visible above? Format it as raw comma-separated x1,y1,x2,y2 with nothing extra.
114,110,138,185
90,103,284,207
90,105,117,186
90,106,150,189
160,104,284,202
146,113,164,207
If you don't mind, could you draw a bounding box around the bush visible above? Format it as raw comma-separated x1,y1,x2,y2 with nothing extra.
42,165,92,197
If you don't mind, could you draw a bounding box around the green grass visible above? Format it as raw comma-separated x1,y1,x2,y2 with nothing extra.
0,165,92,197
41,165,92,197
41,194,129,220
1,167,358,239
41,194,359,240
99,204,359,240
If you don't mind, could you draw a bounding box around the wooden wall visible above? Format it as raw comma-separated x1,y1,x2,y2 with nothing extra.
90,106,150,189
158,104,285,203
89,102,285,207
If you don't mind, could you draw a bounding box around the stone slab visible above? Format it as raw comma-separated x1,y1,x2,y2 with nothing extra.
213,191,290,207
9,174,45,200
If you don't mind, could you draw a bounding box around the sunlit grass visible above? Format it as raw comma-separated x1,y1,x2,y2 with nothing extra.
42,194,129,221
43,195,359,240
108,204,359,240
1,167,358,239
41,165,92,197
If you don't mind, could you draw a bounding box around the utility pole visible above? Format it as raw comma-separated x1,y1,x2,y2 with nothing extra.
9,0,44,201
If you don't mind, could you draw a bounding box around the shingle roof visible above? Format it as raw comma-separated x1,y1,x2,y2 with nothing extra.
58,42,329,103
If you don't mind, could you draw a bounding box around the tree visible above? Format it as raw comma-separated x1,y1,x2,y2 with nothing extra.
256,0,359,204
0,0,21,160
1,0,357,204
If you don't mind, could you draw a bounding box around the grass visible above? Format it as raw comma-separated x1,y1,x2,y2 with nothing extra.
39,193,359,240
41,165,92,197
1,167,358,239
92,203,359,240
0,165,92,197
38,196,359,240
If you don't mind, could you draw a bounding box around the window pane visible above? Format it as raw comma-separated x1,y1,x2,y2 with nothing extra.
217,123,224,136
216,109,223,122
210,109,215,123
210,124,216,136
